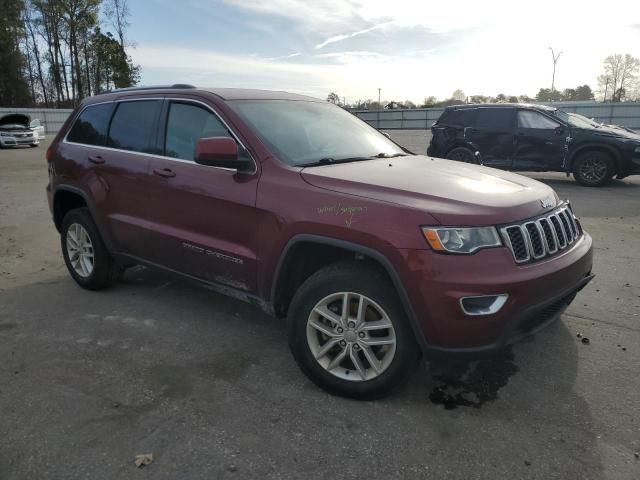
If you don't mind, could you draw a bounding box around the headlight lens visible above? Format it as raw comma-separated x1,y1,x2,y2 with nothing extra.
422,226,502,254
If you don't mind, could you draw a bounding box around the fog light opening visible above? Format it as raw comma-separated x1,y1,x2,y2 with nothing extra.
460,294,508,316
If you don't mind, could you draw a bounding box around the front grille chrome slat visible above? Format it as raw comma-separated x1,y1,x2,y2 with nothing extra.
501,206,582,264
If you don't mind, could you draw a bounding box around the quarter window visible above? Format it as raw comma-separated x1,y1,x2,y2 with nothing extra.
67,103,113,146
518,110,560,129
164,102,232,161
107,100,161,153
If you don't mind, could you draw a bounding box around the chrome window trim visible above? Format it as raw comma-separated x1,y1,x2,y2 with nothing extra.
62,96,257,174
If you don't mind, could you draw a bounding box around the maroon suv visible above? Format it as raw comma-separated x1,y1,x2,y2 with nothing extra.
47,86,594,398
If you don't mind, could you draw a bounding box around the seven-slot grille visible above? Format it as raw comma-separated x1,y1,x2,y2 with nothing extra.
501,206,580,264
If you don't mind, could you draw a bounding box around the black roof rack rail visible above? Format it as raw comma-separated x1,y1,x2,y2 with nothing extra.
98,84,196,95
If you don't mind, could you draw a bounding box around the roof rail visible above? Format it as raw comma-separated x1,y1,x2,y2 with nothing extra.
98,84,196,94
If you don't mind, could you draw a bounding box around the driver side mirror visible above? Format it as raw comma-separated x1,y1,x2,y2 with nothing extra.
195,137,251,171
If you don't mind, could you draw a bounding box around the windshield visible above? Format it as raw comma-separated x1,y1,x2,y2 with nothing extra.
229,100,405,166
552,109,598,129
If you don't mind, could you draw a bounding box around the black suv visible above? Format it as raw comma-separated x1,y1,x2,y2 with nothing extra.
427,103,640,186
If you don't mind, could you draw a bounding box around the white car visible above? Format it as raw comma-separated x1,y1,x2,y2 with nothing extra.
30,118,46,140
0,114,40,148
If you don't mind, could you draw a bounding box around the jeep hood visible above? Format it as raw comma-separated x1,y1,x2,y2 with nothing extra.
301,155,559,225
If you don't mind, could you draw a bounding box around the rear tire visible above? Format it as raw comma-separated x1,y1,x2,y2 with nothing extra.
446,146,477,163
288,261,420,399
572,151,614,187
61,207,121,290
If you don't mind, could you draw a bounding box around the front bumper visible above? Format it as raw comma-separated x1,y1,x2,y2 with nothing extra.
399,232,593,357
0,134,38,146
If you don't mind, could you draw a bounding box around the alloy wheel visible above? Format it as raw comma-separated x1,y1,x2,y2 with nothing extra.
579,157,608,183
306,292,397,382
66,223,94,278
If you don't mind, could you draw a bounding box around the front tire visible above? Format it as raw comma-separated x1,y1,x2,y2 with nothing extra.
61,208,121,290
572,151,614,187
288,261,420,399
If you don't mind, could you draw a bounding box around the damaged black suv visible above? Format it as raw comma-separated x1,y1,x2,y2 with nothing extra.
427,104,640,186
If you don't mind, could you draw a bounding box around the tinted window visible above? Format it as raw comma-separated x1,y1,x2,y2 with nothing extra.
231,100,404,166
67,103,113,145
164,103,232,161
476,108,513,130
518,110,560,129
439,108,476,126
107,100,160,153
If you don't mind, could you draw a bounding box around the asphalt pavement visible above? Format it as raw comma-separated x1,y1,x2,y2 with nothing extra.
0,138,638,479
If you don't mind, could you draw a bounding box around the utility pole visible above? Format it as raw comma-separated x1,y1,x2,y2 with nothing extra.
377,88,381,128
549,47,562,93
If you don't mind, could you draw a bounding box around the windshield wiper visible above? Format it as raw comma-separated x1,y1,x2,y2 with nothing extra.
299,153,408,167
298,156,376,167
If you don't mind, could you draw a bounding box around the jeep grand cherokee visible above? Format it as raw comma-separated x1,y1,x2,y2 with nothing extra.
47,86,594,399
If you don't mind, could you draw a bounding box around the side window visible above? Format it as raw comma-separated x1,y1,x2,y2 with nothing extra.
459,108,477,126
67,103,113,146
107,100,161,153
164,102,233,161
518,110,560,129
476,108,513,130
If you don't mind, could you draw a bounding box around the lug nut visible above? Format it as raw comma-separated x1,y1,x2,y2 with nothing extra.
358,332,365,338
353,344,360,350
348,321,355,328
340,340,347,346
337,327,343,333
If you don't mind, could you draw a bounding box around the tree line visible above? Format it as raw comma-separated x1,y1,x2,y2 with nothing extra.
328,53,640,110
0,0,139,108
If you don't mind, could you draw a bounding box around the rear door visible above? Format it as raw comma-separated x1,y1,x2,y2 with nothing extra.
466,107,515,168
98,99,162,257
144,99,260,293
512,109,566,170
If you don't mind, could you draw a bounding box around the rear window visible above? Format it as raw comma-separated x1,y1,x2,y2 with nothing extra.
476,108,513,130
67,103,113,146
107,100,161,153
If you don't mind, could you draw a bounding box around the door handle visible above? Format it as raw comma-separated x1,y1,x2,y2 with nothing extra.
153,168,176,178
88,154,105,164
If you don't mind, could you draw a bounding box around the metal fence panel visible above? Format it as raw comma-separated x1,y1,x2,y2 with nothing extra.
0,107,74,135
2,102,639,134
351,102,640,130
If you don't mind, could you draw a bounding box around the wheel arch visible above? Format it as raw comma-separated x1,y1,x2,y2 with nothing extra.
270,234,428,351
567,143,622,173
53,185,115,252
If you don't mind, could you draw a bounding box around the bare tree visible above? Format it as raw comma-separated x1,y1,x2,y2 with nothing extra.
104,0,130,48
598,54,640,102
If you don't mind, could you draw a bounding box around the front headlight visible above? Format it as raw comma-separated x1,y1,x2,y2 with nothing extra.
422,226,502,254
0,132,12,137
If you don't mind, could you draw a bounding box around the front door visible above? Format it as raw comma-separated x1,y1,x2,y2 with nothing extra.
512,109,566,170
144,100,260,293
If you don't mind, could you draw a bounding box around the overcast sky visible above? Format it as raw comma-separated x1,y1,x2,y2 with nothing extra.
128,0,640,103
